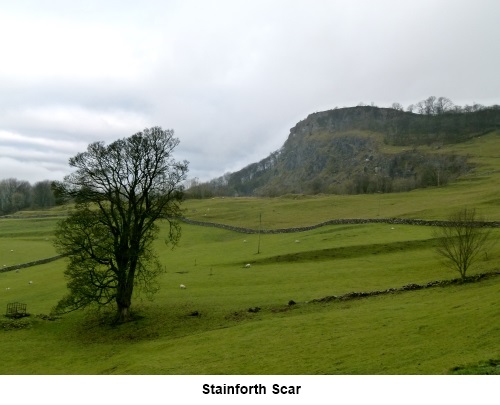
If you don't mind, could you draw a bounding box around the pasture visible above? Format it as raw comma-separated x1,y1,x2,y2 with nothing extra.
0,131,499,374
1,218,499,374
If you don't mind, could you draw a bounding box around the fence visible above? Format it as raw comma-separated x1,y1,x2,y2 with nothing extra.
6,302,28,318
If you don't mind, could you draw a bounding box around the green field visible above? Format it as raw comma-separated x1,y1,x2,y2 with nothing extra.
0,132,499,374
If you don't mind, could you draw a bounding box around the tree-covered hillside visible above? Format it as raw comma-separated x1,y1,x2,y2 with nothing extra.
187,100,500,197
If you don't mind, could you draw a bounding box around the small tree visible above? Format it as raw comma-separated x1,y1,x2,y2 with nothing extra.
53,127,188,323
434,208,491,280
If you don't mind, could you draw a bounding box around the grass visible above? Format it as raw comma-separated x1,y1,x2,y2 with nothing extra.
0,275,498,374
0,217,59,266
450,359,500,375
0,220,498,374
0,131,499,375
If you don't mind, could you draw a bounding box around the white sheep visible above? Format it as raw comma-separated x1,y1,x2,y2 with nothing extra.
179,284,186,289
244,263,251,268
28,281,32,285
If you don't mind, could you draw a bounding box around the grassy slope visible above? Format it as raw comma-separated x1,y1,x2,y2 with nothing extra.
0,218,59,266
1,278,498,375
182,131,500,227
0,131,499,374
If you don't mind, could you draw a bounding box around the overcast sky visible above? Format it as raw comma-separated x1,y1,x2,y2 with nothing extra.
1,0,500,184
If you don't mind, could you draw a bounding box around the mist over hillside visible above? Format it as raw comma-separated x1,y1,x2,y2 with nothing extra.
186,101,500,198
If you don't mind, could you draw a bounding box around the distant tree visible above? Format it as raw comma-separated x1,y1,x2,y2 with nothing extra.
413,96,455,115
415,100,426,115
53,127,188,323
0,178,32,214
433,208,492,280
435,97,454,114
391,102,404,111
424,96,437,115
31,180,56,208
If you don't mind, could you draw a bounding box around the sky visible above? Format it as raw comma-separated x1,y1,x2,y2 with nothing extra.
1,0,500,184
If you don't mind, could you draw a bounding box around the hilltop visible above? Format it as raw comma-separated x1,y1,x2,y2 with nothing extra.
187,104,500,197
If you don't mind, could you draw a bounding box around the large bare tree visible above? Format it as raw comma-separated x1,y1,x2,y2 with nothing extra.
54,127,188,323
434,208,491,280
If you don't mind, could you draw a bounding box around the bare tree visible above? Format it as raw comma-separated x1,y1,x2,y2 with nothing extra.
0,178,32,214
424,96,437,115
415,100,426,115
434,208,492,280
435,96,454,114
32,180,56,208
53,127,188,323
391,102,404,111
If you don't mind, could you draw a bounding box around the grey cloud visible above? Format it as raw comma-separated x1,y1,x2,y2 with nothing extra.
1,0,500,184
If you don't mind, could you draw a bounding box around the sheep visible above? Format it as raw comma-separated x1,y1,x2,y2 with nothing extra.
28,281,32,285
244,263,251,268
179,284,186,289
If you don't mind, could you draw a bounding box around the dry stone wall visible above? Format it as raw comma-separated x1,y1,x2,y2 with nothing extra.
0,255,64,273
312,271,500,304
2,216,498,273
180,217,500,234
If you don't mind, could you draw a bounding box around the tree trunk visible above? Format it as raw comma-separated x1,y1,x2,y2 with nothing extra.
116,303,130,323
115,280,134,323
114,254,137,323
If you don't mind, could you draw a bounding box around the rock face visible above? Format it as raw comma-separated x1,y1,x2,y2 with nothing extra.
188,105,500,197
240,107,473,196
